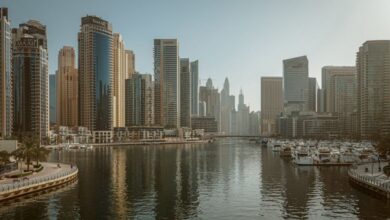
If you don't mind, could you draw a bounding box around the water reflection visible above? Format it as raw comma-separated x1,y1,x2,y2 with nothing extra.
0,139,389,219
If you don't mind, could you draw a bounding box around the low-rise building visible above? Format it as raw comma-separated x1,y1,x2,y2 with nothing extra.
191,116,218,133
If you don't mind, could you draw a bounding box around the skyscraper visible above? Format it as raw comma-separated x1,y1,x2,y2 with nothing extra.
321,66,356,113
125,50,135,78
78,16,113,131
190,60,199,116
199,78,221,131
154,39,179,128
334,74,357,136
13,20,49,140
49,75,56,125
56,46,78,127
237,89,250,135
112,33,126,128
261,77,283,136
180,58,191,128
283,56,309,111
221,78,234,134
308,77,318,112
0,8,12,137
125,73,154,126
356,40,390,138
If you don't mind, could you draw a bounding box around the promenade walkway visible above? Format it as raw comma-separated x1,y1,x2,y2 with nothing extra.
348,162,390,199
0,162,78,201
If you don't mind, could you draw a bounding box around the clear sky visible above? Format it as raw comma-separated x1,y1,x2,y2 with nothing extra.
3,0,390,111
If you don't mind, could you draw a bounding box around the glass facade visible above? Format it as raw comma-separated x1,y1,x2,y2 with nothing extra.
93,32,112,130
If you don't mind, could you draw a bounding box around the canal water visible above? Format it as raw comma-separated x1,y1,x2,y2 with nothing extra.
1,139,389,219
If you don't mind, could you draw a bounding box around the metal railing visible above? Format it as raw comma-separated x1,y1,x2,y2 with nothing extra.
0,165,78,194
348,168,390,192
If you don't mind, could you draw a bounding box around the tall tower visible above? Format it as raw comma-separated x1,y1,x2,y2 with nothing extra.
0,8,12,138
356,40,390,138
78,16,113,131
221,78,233,134
56,46,78,127
190,60,199,116
153,39,179,128
13,20,49,141
261,77,283,136
125,50,135,78
112,33,126,128
283,56,309,111
180,58,191,128
308,77,318,112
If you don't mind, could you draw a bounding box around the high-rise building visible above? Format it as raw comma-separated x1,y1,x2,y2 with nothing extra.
237,89,250,135
180,58,191,128
321,66,356,113
56,46,78,127
261,77,283,136
49,75,56,125
334,74,357,136
78,16,113,131
125,50,135,78
190,60,199,116
221,78,234,134
0,8,12,137
125,73,154,126
199,78,221,131
112,33,126,128
308,77,318,112
317,88,325,113
356,40,390,138
283,56,309,111
13,20,49,140
154,39,179,128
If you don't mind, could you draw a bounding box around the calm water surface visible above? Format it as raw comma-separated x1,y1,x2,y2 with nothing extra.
1,139,390,219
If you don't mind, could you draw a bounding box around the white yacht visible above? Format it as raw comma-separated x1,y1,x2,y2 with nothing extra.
293,147,313,165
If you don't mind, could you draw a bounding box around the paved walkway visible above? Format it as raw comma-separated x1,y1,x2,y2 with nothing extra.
350,162,390,191
0,162,73,185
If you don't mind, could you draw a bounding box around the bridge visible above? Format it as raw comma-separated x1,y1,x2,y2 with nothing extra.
204,134,263,139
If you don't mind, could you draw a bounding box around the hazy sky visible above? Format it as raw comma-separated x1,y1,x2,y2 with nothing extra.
4,0,390,111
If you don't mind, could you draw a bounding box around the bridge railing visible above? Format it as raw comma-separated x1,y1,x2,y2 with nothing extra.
348,168,390,192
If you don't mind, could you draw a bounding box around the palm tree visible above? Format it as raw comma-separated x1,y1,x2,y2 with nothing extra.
32,145,50,166
12,136,39,171
0,150,10,166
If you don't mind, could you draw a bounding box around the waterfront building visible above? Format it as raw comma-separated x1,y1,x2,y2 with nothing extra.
125,73,154,127
321,66,356,113
308,77,318,112
112,33,126,128
191,60,199,116
0,8,12,138
78,15,113,131
191,116,218,133
283,56,309,111
49,75,56,125
261,77,283,136
180,58,191,128
154,39,180,128
113,126,163,142
56,46,78,127
199,78,221,131
356,40,390,138
13,20,49,141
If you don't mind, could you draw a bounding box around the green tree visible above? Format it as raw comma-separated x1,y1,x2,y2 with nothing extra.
32,145,50,166
12,136,39,171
